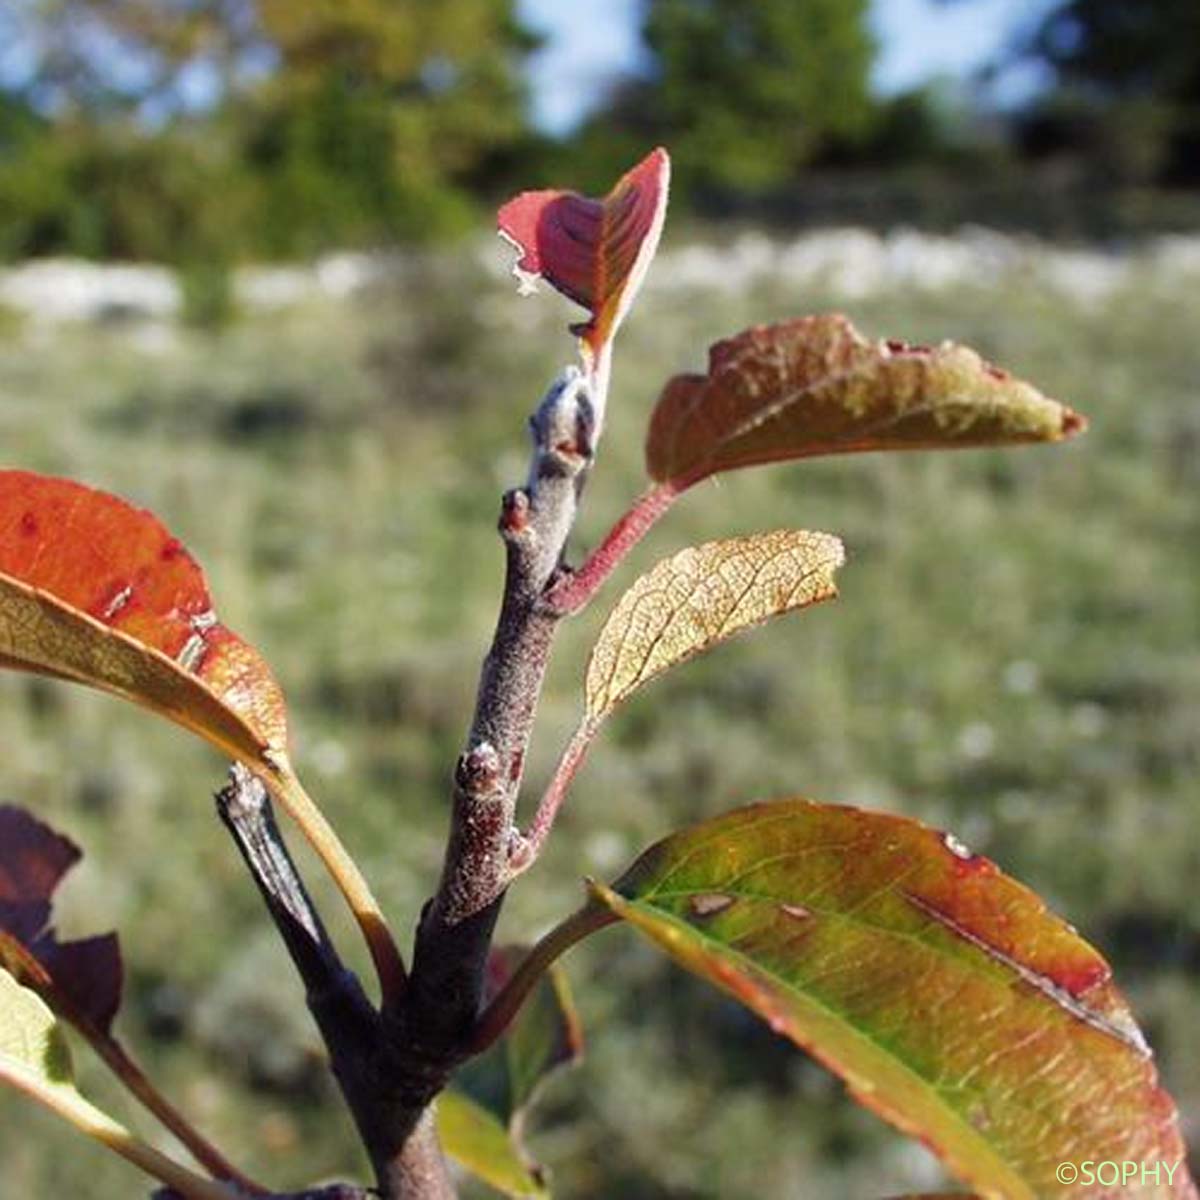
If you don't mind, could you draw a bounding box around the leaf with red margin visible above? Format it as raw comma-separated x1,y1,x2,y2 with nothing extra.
589,800,1196,1200
498,147,670,398
0,470,287,763
646,315,1086,489
0,805,122,1037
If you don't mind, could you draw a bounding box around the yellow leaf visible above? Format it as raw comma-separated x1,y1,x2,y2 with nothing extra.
437,1091,548,1198
585,530,844,721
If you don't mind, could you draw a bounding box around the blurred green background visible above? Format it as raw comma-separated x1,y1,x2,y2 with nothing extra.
1,1,1197,1197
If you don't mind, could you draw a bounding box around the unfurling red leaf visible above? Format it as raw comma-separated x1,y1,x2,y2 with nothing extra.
586,530,843,721
498,147,669,419
0,470,287,763
443,946,583,1195
646,315,1086,488
0,805,122,1037
436,1091,548,1199
590,801,1195,1200
0,968,232,1200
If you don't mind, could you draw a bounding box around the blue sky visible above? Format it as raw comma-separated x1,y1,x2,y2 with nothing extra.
517,0,1060,135
0,0,1059,125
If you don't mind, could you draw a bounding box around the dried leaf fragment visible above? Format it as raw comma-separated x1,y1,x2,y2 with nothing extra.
0,805,122,1037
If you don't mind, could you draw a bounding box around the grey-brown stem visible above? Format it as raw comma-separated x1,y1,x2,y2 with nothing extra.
217,768,455,1198
396,367,596,1172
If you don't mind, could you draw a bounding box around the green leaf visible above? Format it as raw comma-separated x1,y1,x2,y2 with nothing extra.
589,801,1195,1200
0,968,233,1200
446,946,583,1196
488,945,583,1125
437,1091,548,1198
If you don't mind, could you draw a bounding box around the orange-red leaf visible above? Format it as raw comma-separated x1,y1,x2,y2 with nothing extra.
646,315,1086,488
0,474,400,1001
498,147,670,365
0,470,287,762
592,801,1195,1199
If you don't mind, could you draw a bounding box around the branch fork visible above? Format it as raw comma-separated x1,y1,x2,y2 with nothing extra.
218,363,612,1199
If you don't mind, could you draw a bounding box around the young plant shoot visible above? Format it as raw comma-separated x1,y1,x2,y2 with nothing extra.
0,149,1191,1200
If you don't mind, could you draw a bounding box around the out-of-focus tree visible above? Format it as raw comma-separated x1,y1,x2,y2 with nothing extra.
236,0,538,248
1027,0,1199,104
1,0,538,257
1007,0,1200,183
565,0,877,200
641,0,876,194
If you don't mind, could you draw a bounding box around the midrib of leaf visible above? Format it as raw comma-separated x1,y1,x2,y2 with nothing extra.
606,889,1034,1199
637,876,1127,1046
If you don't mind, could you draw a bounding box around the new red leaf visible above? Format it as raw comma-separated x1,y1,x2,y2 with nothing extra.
498,147,670,420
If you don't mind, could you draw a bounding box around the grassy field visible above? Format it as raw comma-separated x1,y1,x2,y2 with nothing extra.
0,230,1197,1198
